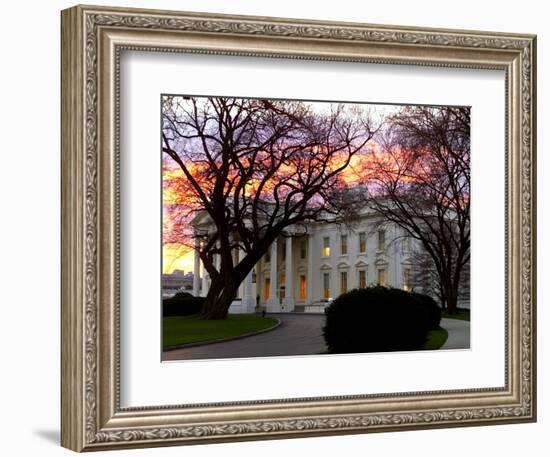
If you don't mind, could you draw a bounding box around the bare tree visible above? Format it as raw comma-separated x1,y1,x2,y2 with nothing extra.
162,96,376,319
410,249,470,310
408,249,446,306
365,106,470,313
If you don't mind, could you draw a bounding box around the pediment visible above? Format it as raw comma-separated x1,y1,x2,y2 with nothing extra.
374,257,388,266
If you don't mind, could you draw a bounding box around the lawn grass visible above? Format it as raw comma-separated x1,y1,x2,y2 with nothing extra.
423,327,449,350
441,308,470,321
163,314,279,349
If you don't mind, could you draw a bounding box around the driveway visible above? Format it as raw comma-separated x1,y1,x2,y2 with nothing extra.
162,313,471,361
162,313,327,361
440,318,470,349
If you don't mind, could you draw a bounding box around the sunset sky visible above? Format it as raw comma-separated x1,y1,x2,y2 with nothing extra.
162,99,402,275
163,244,194,274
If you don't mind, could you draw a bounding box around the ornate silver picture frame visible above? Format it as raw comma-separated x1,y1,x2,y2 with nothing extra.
61,4,536,452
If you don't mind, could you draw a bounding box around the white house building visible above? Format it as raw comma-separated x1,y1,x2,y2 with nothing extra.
190,206,459,313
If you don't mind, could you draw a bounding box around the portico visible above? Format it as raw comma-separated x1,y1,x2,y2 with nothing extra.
265,235,303,313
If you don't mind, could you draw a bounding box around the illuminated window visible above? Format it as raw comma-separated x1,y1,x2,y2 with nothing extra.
403,268,411,291
264,277,270,299
299,275,307,299
300,240,307,259
340,271,348,294
378,268,386,286
359,270,367,289
323,273,331,299
378,230,386,251
323,237,330,257
340,234,348,255
359,232,367,253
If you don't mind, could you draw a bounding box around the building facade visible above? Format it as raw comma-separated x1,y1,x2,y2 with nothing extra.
258,217,416,313
191,209,448,313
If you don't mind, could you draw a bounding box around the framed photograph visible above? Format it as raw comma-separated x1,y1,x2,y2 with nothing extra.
61,4,536,452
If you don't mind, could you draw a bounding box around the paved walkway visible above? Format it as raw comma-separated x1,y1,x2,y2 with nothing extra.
440,318,470,349
162,313,327,361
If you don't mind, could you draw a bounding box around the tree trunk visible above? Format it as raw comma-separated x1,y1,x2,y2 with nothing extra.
197,240,270,320
199,278,225,319
438,284,447,312
199,273,245,320
444,284,458,314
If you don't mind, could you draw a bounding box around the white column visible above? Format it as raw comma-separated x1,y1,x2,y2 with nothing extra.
237,248,244,299
307,234,315,304
283,236,295,311
332,230,338,297
200,261,208,297
214,243,221,272
251,263,258,309
192,239,200,296
267,239,279,311
242,270,255,313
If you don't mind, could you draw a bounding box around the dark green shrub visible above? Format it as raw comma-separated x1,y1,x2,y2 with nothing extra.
170,291,193,300
163,292,205,317
323,286,430,353
410,292,442,330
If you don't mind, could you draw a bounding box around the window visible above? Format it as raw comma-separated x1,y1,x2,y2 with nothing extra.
322,236,330,257
299,275,307,299
359,270,367,288
340,271,348,294
402,236,411,251
300,240,307,259
264,277,270,299
323,273,331,299
378,268,386,286
340,234,348,255
359,232,367,253
403,268,411,291
378,230,386,251
281,243,286,261
265,249,271,263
